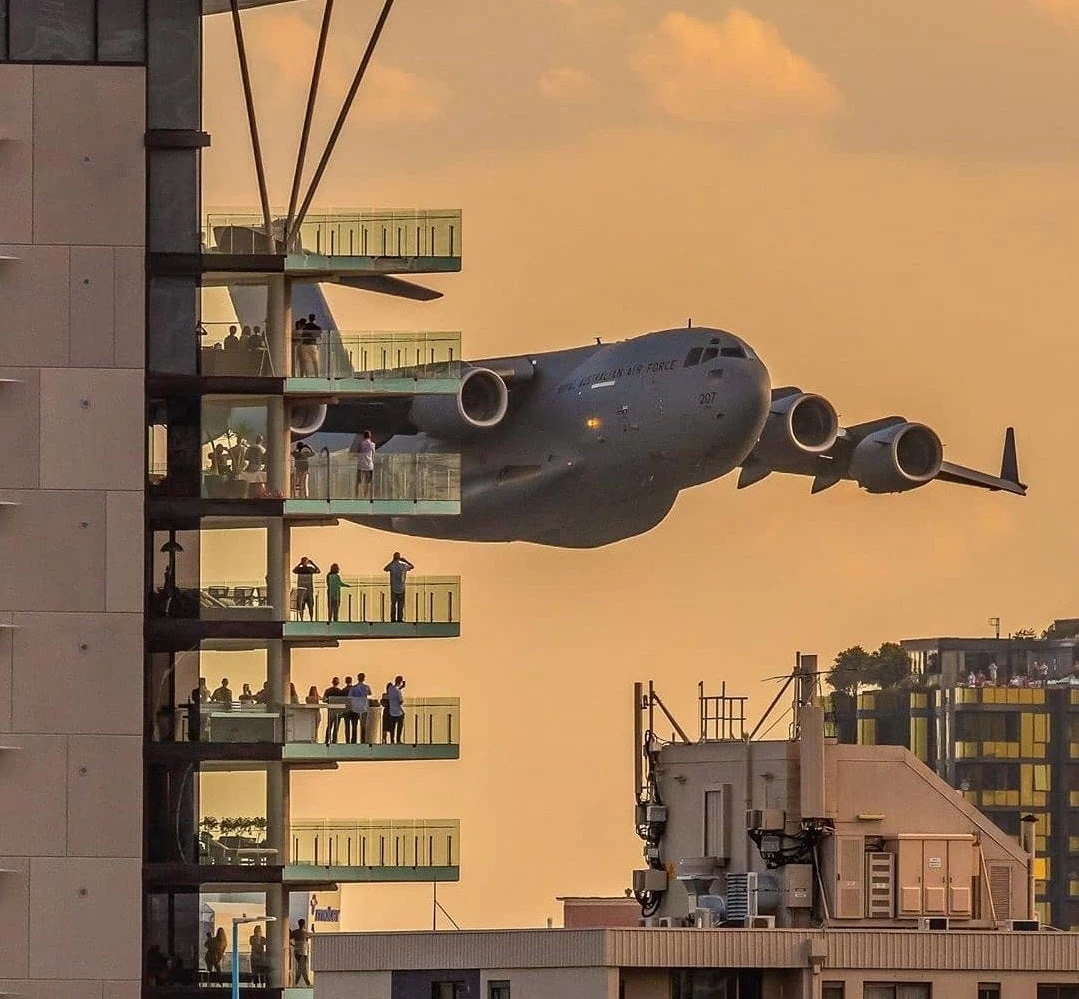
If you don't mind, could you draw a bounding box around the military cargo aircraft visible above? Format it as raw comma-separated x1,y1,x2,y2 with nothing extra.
229,285,1025,549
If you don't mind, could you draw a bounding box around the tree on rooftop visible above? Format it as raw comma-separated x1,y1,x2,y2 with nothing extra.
826,646,873,695
867,642,912,689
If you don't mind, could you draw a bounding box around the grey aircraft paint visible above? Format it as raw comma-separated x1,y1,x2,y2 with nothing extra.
228,290,1024,550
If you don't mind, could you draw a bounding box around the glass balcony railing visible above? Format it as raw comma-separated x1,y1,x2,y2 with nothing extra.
294,576,460,624
149,578,277,621
203,211,462,259
289,819,459,869
161,697,460,748
298,451,460,504
196,322,462,381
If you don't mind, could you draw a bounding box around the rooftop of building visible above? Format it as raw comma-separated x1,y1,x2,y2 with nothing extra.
313,926,1079,974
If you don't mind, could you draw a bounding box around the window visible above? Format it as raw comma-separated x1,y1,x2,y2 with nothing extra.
824,985,845,999
683,348,703,367
2,0,146,64
978,985,1001,999
700,347,719,363
432,984,468,999
864,985,930,999
1037,988,1079,999
720,345,746,358
955,711,1019,743
489,982,511,999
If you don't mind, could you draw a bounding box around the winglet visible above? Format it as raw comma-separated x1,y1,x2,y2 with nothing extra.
1000,427,1024,488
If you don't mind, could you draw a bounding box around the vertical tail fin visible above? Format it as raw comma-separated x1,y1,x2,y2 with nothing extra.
1000,427,1022,486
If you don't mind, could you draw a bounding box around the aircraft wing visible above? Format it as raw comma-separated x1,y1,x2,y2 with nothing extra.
739,389,1026,497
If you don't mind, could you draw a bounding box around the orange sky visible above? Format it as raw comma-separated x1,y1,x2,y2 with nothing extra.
198,0,1079,930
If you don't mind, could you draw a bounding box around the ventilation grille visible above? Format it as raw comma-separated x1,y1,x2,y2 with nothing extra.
866,852,895,919
988,863,1013,921
725,873,757,922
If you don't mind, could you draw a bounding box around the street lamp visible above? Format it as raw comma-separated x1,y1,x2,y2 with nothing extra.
231,915,276,999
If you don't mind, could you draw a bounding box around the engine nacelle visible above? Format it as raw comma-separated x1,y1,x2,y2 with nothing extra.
290,403,328,437
410,366,508,438
754,392,839,464
850,422,942,493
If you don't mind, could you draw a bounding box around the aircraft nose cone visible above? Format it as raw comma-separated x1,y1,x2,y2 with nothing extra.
731,357,771,459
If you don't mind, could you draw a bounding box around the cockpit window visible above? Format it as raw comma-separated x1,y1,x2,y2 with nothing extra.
701,347,719,363
720,345,747,358
683,347,703,367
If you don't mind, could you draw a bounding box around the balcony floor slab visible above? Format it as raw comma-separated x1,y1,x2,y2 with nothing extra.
285,254,461,276
282,743,459,762
285,376,460,396
283,864,459,884
283,622,460,641
285,499,459,518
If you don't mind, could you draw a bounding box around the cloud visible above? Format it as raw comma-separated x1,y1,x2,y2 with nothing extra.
245,12,449,124
539,66,598,100
631,10,842,126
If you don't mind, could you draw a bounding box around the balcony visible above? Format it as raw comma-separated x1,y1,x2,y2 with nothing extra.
156,697,460,763
196,819,460,884
202,210,462,278
149,575,460,642
287,451,460,517
284,575,460,640
286,819,460,883
197,323,463,396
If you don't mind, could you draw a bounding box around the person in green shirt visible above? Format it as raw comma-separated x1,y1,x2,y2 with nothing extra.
326,562,350,622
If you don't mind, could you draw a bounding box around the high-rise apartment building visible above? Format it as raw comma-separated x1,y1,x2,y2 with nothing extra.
1,2,464,994
825,629,1079,930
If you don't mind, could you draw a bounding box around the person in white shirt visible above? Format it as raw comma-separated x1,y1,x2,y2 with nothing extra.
352,430,376,499
348,671,372,744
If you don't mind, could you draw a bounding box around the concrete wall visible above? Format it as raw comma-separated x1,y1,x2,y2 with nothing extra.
317,971,393,999
0,62,144,997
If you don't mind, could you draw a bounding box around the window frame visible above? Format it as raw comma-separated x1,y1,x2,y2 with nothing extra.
489,981,511,999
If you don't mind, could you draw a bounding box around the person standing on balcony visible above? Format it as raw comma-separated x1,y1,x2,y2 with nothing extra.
384,552,415,623
293,556,320,620
352,430,376,499
301,313,322,377
291,440,315,498
340,676,357,744
323,676,345,745
223,325,240,351
349,672,372,744
386,675,406,744
326,563,350,622
210,678,232,707
290,919,314,986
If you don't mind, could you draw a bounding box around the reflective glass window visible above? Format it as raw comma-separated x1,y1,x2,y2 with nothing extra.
9,0,95,62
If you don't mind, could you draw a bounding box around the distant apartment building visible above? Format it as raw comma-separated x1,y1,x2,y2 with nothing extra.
824,624,1079,929
2,1,466,995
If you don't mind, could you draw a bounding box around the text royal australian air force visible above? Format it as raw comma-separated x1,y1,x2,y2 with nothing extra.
556,357,680,394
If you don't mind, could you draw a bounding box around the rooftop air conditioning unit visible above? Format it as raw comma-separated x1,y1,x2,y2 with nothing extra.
639,916,659,928
657,916,678,928
1008,919,1040,932
645,804,668,824
725,872,758,923
919,917,949,931
748,915,776,929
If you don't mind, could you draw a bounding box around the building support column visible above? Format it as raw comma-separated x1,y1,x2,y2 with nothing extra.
266,883,290,989
266,274,292,377
268,522,290,624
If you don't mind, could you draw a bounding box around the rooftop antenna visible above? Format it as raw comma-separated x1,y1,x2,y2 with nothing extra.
687,318,692,327
989,616,1001,639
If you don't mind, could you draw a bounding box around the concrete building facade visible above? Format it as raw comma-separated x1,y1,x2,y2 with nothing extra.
3,2,465,996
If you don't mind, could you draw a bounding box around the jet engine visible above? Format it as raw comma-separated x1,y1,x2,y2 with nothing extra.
410,366,509,438
849,422,942,493
754,392,839,463
290,402,328,437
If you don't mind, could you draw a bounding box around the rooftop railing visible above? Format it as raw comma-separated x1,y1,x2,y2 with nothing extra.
197,322,462,380
290,818,459,868
203,210,462,259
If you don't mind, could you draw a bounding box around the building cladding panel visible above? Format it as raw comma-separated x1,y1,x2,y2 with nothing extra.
0,1,147,993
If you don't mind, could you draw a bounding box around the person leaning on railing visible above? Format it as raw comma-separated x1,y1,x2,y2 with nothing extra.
326,563,351,622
